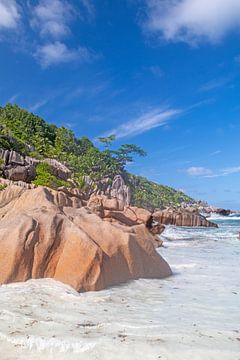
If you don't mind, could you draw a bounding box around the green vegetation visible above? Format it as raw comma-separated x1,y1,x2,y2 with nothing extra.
33,163,71,189
128,174,194,211
0,104,56,156
0,183,7,191
0,103,195,208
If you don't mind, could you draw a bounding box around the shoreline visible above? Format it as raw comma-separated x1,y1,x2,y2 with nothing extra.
0,219,239,359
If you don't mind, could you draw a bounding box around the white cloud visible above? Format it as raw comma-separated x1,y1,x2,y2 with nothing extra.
187,167,212,176
0,0,96,69
0,0,20,30
144,0,240,45
31,0,74,39
30,0,96,68
35,41,91,68
103,108,181,139
221,166,240,176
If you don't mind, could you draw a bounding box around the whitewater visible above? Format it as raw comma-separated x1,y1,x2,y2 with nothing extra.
0,216,239,360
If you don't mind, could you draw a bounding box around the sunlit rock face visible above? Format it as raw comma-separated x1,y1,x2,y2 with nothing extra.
0,149,72,183
153,208,218,228
0,185,171,292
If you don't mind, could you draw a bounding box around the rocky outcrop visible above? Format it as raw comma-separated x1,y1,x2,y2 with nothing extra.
0,149,72,183
86,194,218,230
86,175,131,209
87,194,165,240
4,164,36,182
0,149,10,164
0,184,171,291
216,208,231,216
87,193,105,218
0,149,36,182
0,178,37,189
110,174,131,208
44,159,72,181
153,208,218,228
196,205,232,216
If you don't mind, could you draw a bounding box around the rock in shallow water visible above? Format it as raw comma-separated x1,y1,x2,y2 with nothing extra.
0,185,171,292
153,208,218,228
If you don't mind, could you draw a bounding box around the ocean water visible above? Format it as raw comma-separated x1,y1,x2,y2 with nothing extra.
0,217,239,360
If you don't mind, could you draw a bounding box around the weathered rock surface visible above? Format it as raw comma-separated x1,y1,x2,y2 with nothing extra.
87,194,165,239
4,164,36,182
194,205,233,216
0,185,171,291
44,158,72,181
87,194,217,231
153,208,218,228
214,208,231,216
110,174,131,208
0,148,72,183
0,178,37,189
87,175,131,209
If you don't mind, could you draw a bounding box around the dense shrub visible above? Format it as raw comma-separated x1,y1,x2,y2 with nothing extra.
33,163,71,189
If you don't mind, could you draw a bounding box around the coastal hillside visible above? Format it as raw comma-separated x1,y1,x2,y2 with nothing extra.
128,174,195,211
0,103,194,209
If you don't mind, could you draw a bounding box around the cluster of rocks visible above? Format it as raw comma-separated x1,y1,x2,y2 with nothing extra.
153,207,218,228
0,184,172,291
87,194,165,247
198,206,232,216
0,149,72,183
0,149,38,182
0,169,219,292
81,174,131,205
44,158,71,181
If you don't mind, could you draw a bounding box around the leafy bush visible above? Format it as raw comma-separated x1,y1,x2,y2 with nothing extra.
33,163,71,189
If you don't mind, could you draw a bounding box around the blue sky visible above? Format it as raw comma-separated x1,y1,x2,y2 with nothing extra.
0,0,240,210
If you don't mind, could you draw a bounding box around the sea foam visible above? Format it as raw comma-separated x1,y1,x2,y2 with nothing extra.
0,219,239,359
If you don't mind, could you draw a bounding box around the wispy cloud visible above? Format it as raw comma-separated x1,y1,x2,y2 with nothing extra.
221,166,240,176
186,167,212,176
210,150,221,156
200,77,232,92
186,164,240,178
80,0,95,20
102,108,182,139
6,93,20,104
143,0,240,45
65,80,110,104
28,98,50,112
148,65,164,78
0,0,20,30
206,167,240,178
35,41,92,68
